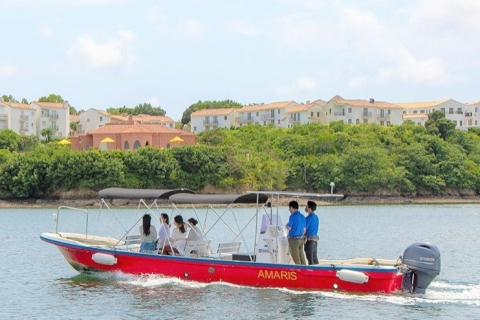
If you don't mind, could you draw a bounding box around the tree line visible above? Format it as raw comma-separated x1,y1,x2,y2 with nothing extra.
0,111,480,199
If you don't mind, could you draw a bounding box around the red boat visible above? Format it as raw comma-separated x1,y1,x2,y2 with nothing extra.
40,188,440,294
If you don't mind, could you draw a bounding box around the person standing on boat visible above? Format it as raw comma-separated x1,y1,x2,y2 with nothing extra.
139,214,157,251
162,215,187,255
157,213,171,251
285,200,306,265
304,200,319,265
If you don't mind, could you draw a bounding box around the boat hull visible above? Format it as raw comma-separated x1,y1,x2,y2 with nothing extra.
41,233,403,294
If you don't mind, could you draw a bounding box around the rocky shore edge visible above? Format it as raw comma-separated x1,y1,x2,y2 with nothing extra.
2,195,480,208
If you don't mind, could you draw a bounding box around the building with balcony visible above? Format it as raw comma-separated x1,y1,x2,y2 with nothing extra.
0,101,37,135
464,100,480,129
31,101,70,138
79,108,111,133
237,101,298,128
190,108,239,133
324,96,403,125
397,99,465,127
285,100,326,127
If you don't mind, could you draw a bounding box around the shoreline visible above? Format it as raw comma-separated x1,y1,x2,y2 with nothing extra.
2,195,480,208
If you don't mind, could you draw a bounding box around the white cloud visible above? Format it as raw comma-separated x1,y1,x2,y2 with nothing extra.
0,61,17,78
39,24,52,38
348,76,368,88
275,76,317,96
228,20,260,36
67,30,136,71
377,55,447,85
147,5,206,40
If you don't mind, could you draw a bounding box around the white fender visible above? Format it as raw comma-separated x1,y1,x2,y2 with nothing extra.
92,253,117,266
336,269,369,284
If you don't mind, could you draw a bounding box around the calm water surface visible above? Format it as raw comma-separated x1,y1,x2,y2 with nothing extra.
1,204,479,319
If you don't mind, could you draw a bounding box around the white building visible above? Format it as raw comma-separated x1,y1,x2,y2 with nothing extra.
285,100,326,127
0,101,37,136
190,108,239,134
79,108,111,133
237,101,298,128
31,101,70,138
464,100,480,129
324,96,404,126
397,99,465,127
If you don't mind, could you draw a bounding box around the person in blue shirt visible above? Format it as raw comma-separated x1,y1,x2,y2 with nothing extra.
304,200,319,265
285,200,306,265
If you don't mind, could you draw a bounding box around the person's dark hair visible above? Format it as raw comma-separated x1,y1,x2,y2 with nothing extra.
307,200,317,212
142,214,152,236
174,215,186,233
161,213,170,225
289,200,299,210
188,217,198,226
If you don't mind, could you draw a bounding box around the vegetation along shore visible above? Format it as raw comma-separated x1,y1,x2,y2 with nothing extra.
1,111,480,206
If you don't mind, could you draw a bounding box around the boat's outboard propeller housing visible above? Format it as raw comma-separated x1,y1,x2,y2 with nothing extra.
401,242,441,294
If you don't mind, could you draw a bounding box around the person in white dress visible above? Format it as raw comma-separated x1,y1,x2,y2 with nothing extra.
157,213,171,251
162,215,187,255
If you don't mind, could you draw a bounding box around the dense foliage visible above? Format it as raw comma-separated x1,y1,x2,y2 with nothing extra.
107,103,167,116
1,112,480,199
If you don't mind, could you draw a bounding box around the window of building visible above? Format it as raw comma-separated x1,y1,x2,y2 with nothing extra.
317,112,320,117
348,119,352,124
403,111,406,114
193,126,197,132
363,119,368,124
348,108,352,113
460,120,463,126
420,110,425,114
413,110,418,114
356,119,360,124
87,118,90,122
329,109,331,114
124,141,130,150
277,119,280,124
311,112,313,117
388,110,391,114
224,116,227,120
441,108,445,113
134,140,141,149
100,116,103,121
278,109,280,114
256,112,259,117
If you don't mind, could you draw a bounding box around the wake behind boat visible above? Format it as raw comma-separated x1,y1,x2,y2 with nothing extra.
40,188,441,294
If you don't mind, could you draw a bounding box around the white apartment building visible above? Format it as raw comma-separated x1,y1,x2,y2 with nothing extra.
324,96,404,126
79,108,111,133
285,100,326,127
397,99,465,127
190,108,239,133
464,100,480,128
0,101,37,136
31,101,70,138
237,101,298,128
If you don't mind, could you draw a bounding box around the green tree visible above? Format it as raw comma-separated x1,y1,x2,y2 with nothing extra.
107,103,167,116
38,94,64,103
425,110,456,140
0,129,20,152
41,128,54,142
1,94,17,102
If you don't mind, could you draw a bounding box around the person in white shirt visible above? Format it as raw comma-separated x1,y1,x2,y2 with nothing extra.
186,217,203,241
157,213,171,251
161,215,187,255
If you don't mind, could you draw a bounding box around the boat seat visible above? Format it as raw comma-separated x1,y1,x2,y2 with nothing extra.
184,240,211,257
208,242,241,260
114,235,142,251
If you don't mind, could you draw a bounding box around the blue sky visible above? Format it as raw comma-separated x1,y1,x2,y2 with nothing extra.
1,0,479,121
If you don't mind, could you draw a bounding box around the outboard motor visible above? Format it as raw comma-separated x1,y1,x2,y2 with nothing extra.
401,242,441,294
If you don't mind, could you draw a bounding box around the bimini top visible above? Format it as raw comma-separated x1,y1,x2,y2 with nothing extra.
99,188,195,200
169,193,268,205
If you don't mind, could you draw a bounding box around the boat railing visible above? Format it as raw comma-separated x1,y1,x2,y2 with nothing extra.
54,206,90,243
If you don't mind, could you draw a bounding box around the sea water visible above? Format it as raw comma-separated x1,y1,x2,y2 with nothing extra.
1,204,479,319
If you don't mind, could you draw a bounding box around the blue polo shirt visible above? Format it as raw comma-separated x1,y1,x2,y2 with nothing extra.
287,211,306,237
305,212,319,237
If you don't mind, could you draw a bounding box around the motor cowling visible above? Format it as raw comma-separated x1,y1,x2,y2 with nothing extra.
401,242,441,294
